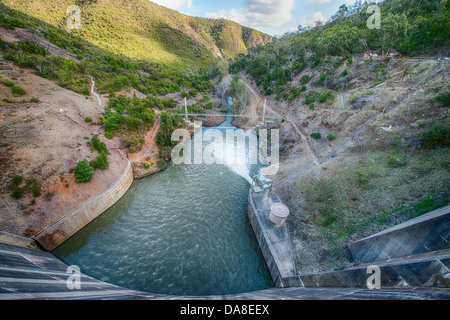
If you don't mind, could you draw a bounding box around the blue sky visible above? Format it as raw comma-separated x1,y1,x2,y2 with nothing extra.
151,0,357,36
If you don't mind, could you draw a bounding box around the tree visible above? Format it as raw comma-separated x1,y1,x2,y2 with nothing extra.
379,13,409,57
74,159,94,183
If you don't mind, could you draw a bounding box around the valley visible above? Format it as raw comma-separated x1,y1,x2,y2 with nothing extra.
0,0,448,296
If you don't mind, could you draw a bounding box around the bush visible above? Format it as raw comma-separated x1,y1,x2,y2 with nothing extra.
105,132,114,140
12,186,23,199
317,72,327,86
74,159,95,183
12,85,26,96
422,125,450,150
301,74,310,84
3,80,14,87
327,133,335,141
311,133,322,140
25,179,41,197
11,175,23,185
435,91,450,108
91,151,109,170
84,116,93,123
30,97,39,103
17,40,47,56
340,69,349,77
82,86,90,96
91,134,109,154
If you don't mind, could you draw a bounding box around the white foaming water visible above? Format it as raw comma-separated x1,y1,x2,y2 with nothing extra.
196,127,263,185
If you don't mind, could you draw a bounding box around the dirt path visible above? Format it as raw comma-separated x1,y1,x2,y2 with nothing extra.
89,76,102,107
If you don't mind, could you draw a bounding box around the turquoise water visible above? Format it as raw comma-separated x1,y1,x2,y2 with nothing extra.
53,100,273,296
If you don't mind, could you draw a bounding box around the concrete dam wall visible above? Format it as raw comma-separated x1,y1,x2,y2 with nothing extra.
34,162,134,251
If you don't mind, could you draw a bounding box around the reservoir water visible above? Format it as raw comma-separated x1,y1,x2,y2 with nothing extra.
53,98,273,296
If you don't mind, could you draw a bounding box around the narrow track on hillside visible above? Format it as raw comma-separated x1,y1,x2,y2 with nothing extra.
274,59,445,189
89,76,102,107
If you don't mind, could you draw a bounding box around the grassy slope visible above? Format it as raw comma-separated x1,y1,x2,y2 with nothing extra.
276,59,449,273
2,0,272,65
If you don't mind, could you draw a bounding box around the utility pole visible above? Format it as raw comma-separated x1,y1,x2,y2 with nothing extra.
185,97,188,123
262,98,267,125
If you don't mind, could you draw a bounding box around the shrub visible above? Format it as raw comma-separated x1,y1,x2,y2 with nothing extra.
340,69,349,77
3,80,14,87
30,97,39,103
105,132,114,140
12,85,26,96
82,86,90,96
17,40,47,56
311,133,322,140
435,91,450,108
11,175,23,185
12,186,23,199
91,151,109,170
301,74,310,84
422,125,450,150
25,179,41,197
317,72,326,86
84,116,93,123
327,133,335,141
74,159,95,183
91,135,109,155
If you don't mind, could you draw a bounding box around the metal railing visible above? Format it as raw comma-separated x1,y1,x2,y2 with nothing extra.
31,161,132,240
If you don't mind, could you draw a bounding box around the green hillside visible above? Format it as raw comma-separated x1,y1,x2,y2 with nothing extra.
230,0,449,95
1,0,272,66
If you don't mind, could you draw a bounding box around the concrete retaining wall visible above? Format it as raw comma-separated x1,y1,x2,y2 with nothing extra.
35,162,134,251
247,188,296,287
348,205,450,263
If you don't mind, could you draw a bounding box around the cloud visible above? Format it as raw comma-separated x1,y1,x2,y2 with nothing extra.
299,11,327,27
206,8,248,25
206,0,295,29
151,0,193,11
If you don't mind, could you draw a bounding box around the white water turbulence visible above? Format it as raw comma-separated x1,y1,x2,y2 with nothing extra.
185,126,263,185
173,96,269,185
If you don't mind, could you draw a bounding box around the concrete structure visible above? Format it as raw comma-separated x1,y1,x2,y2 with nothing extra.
1,241,449,300
247,183,296,287
347,205,450,263
34,162,134,251
269,203,290,226
247,174,450,291
0,163,448,300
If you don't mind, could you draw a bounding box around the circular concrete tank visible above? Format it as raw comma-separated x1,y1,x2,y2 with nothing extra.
269,203,290,226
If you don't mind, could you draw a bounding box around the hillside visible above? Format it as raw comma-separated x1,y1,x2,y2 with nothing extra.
230,0,449,273
0,2,234,238
1,0,272,65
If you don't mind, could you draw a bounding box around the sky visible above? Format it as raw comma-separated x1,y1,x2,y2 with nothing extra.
151,0,358,36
